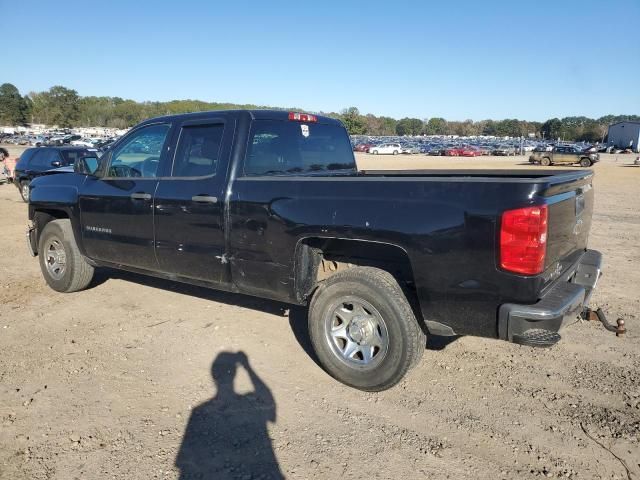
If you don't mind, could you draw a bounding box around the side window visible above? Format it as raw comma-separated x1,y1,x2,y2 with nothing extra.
16,149,36,168
61,150,85,166
172,123,224,177
108,124,170,178
31,150,61,168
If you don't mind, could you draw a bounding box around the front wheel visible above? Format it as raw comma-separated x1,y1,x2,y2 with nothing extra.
372,150,378,155
308,267,425,391
580,157,592,167
20,181,30,202
540,157,552,167
38,219,94,293
393,150,399,155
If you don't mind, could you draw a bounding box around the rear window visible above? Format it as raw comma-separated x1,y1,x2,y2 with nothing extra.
244,120,355,176
17,148,38,168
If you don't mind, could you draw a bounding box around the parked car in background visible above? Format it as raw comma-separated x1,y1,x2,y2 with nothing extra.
13,147,98,202
369,143,402,155
460,146,483,157
353,143,372,152
48,134,82,146
444,146,463,156
71,138,100,148
429,146,446,155
445,146,483,157
29,136,47,147
493,145,517,156
529,145,600,167
401,145,420,154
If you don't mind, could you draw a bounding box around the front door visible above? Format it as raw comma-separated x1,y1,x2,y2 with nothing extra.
79,123,172,270
154,118,233,284
554,146,572,165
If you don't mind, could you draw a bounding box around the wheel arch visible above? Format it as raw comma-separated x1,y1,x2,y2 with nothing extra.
30,207,84,257
292,237,425,328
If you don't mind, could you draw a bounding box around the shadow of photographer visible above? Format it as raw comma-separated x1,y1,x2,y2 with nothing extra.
176,351,283,480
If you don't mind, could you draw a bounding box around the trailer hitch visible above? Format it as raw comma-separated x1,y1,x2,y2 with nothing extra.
582,308,626,336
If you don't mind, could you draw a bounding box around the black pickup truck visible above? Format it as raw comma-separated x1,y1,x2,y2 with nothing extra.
25,110,602,391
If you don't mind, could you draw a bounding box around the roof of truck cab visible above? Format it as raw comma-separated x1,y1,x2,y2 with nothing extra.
138,109,344,126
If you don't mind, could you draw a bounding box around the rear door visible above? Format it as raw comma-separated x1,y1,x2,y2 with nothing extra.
154,116,234,284
79,122,172,270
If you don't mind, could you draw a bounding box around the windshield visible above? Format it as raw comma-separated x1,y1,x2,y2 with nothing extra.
244,120,356,176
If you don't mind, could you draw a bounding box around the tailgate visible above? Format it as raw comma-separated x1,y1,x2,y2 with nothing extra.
544,171,594,271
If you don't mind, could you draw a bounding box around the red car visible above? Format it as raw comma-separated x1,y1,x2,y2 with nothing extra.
445,146,483,157
460,146,483,157
353,143,372,152
444,147,464,156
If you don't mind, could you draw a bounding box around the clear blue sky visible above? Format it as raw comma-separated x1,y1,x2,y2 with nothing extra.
3,0,639,121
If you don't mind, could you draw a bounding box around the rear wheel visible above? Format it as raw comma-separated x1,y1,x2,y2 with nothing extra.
393,150,399,155
372,150,378,155
540,157,552,167
580,157,592,167
38,219,94,293
308,267,425,391
20,181,30,202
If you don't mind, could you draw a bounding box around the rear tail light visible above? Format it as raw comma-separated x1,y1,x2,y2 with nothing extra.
500,205,548,275
288,112,317,122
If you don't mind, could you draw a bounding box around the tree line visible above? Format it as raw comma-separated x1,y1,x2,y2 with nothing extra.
338,107,639,142
1,83,638,142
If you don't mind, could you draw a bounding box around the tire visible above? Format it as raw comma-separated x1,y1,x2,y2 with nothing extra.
372,150,378,155
38,219,94,293
308,267,425,391
20,181,30,202
393,150,399,155
580,157,592,167
540,157,551,167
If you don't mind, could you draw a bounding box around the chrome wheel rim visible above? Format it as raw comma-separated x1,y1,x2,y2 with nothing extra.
324,297,389,370
45,237,67,280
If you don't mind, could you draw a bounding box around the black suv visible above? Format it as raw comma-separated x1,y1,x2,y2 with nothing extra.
13,147,97,202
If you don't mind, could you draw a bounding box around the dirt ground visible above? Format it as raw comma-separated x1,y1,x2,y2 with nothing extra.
1,147,639,480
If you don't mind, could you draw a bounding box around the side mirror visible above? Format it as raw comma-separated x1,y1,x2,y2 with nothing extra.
74,156,100,176
51,160,61,168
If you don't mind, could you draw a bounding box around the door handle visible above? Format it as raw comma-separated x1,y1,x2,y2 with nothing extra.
130,192,151,200
191,195,218,204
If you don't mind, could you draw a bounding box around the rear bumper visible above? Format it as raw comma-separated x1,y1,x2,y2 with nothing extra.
498,249,602,341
